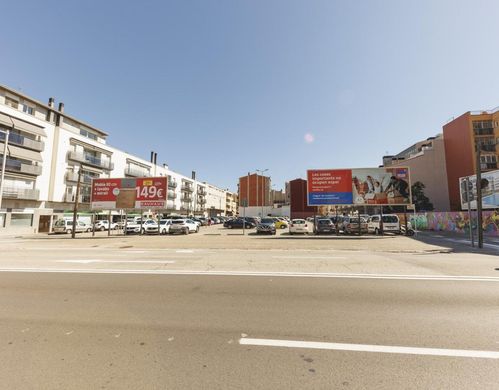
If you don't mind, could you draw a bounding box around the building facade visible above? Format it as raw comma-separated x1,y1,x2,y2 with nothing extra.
238,173,271,207
382,134,450,211
288,178,316,219
225,191,238,216
443,108,499,210
0,85,229,232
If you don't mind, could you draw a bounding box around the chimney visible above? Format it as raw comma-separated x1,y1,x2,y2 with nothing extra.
154,152,157,165
48,97,55,108
191,171,196,180
163,163,168,169
150,151,154,163
58,102,64,113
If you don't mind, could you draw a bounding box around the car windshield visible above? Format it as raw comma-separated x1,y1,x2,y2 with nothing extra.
261,219,274,223
382,216,399,223
172,220,185,224
318,220,332,225
292,220,305,224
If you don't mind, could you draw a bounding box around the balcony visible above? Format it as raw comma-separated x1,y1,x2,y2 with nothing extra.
181,184,194,192
68,151,114,170
0,131,44,152
65,171,93,184
474,128,494,136
181,193,192,201
168,191,177,199
198,196,206,204
2,187,39,200
168,180,178,189
479,144,497,152
198,187,207,195
481,163,497,170
3,158,42,176
125,166,150,177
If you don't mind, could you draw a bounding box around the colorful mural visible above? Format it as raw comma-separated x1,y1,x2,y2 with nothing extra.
407,211,499,237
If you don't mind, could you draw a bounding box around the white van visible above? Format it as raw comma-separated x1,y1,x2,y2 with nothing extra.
367,214,400,234
53,219,92,234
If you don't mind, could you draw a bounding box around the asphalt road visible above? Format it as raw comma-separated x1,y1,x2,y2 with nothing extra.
1,272,499,389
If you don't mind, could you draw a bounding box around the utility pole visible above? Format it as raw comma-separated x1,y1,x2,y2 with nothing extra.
465,176,474,247
475,143,483,248
71,165,82,239
0,128,10,210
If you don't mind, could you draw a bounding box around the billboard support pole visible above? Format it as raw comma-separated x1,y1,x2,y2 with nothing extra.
475,145,483,249
140,211,144,235
379,206,384,236
92,212,95,237
335,207,339,235
465,176,474,247
124,211,127,236
71,165,82,239
108,210,111,237
358,207,361,236
404,206,408,235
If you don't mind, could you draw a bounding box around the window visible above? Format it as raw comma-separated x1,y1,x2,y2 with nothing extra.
22,104,34,115
80,129,98,140
5,96,19,109
10,213,33,227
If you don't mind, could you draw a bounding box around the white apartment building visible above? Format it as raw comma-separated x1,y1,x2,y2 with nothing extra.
225,191,238,216
0,85,229,233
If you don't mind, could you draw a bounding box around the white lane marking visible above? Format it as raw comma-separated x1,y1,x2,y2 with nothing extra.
0,268,498,281
239,338,499,359
56,260,176,264
272,256,346,259
176,250,194,253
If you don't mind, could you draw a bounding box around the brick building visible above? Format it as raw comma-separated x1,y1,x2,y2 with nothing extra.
238,173,271,207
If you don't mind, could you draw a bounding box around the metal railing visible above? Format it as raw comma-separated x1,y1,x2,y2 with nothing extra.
125,166,150,177
1,157,42,176
68,151,114,170
2,187,40,200
65,171,93,184
0,131,44,151
168,181,178,189
197,187,207,195
198,197,206,204
181,193,192,201
181,184,194,192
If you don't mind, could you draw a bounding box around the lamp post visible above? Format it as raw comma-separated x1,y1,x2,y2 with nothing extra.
0,127,10,210
256,168,268,217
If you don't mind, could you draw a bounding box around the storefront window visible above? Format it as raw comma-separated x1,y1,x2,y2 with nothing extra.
10,214,33,227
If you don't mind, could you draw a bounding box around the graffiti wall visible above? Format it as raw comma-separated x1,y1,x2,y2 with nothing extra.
407,211,499,237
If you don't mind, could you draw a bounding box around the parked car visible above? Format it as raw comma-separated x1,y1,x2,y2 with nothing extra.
126,218,156,234
169,219,199,234
315,218,335,234
53,219,91,234
367,214,401,235
257,218,277,235
197,217,208,226
272,217,288,229
94,220,117,231
158,219,172,235
224,218,256,229
289,219,310,235
341,216,368,235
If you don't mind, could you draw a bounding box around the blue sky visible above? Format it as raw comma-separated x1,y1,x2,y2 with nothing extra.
2,0,499,191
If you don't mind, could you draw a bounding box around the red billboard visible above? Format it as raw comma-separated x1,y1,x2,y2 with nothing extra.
91,177,167,210
307,167,412,206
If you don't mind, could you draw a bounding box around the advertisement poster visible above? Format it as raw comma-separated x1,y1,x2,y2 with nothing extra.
459,169,499,210
91,177,167,210
307,167,411,206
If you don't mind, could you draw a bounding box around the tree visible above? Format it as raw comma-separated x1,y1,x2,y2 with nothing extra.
411,181,434,211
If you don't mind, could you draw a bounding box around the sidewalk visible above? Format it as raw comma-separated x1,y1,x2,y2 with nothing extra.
413,230,499,255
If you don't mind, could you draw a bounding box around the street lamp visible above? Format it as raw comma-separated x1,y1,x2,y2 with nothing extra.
256,168,269,217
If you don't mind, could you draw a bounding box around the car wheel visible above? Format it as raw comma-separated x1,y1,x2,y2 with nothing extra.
141,228,145,235
66,229,72,234
87,228,92,232
228,225,233,229
100,226,105,231
374,228,379,235
196,227,199,233
184,228,189,235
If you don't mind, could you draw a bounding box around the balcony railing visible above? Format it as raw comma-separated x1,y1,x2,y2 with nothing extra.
2,157,42,176
181,184,194,192
68,151,114,170
168,191,177,199
198,197,206,204
0,131,44,152
168,181,178,189
181,193,192,201
125,166,150,177
65,171,93,184
478,144,497,152
474,128,494,136
198,187,207,195
1,187,39,200
481,163,497,170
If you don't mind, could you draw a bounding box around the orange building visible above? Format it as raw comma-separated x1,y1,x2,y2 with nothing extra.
238,173,271,207
443,107,499,210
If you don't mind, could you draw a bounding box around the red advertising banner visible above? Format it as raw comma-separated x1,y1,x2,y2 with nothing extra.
91,177,167,210
307,169,353,205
